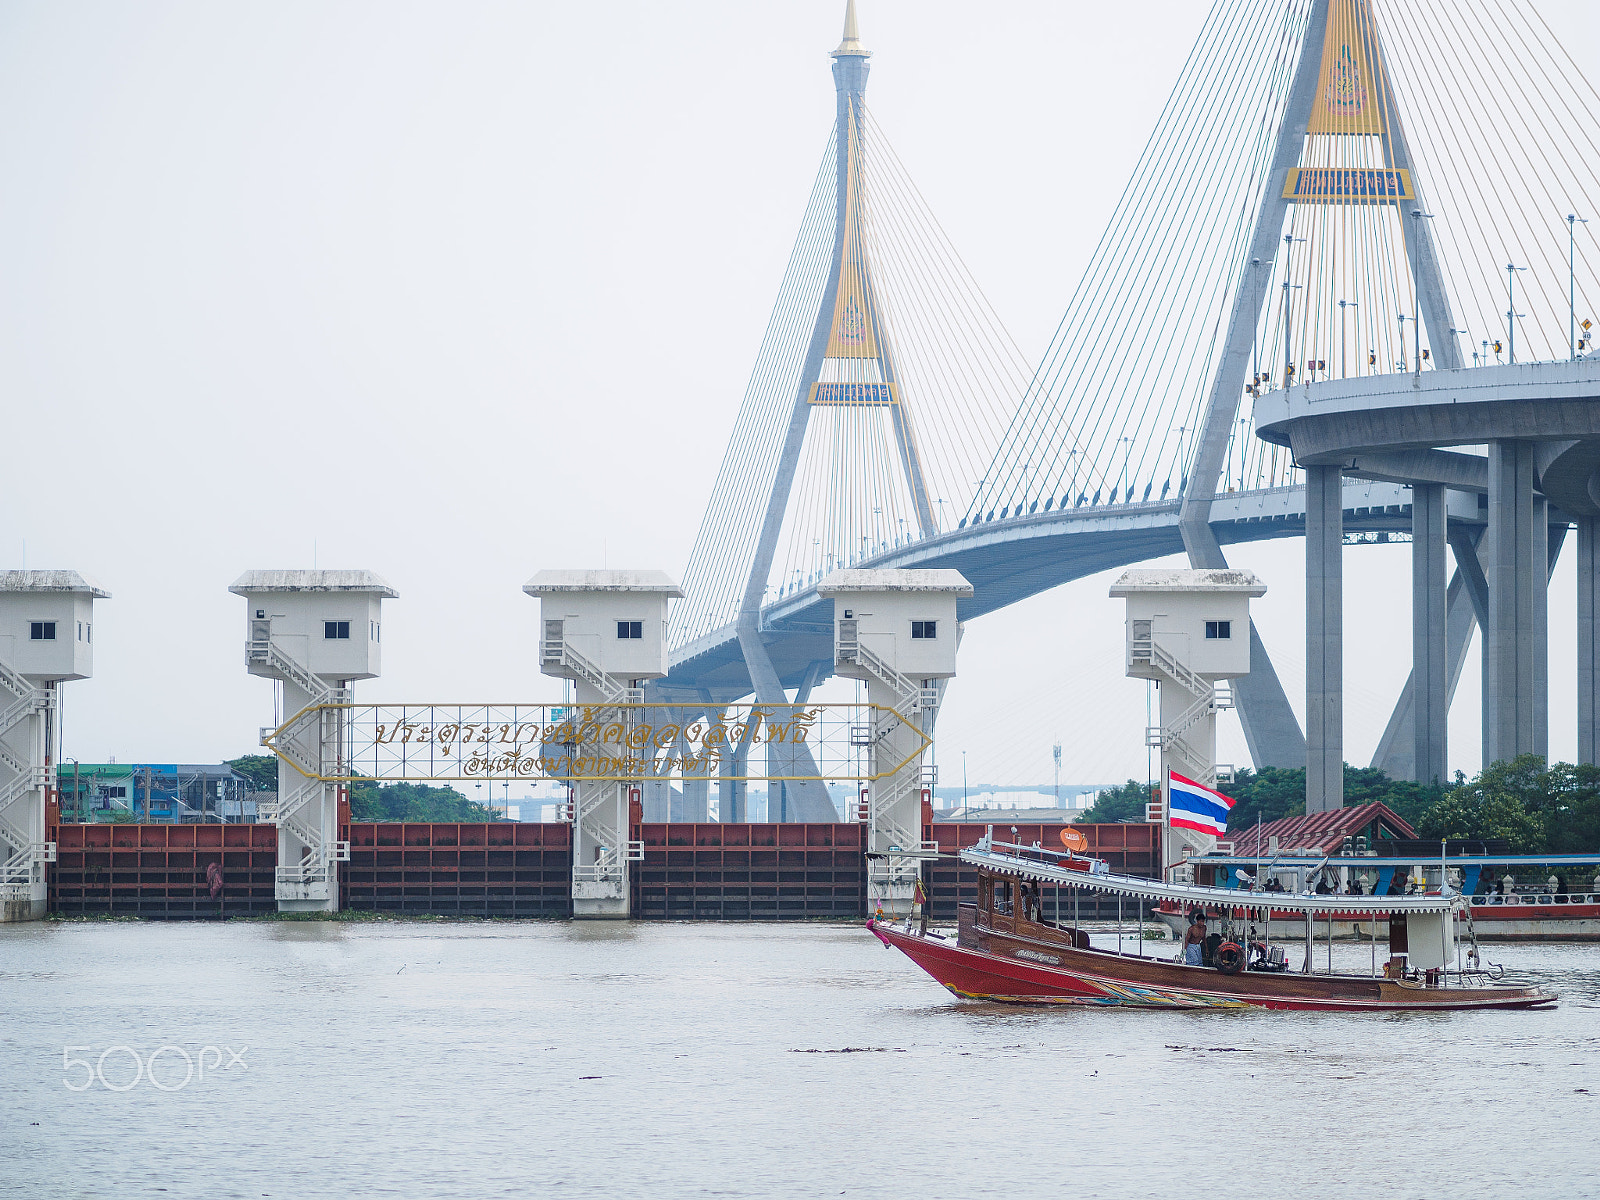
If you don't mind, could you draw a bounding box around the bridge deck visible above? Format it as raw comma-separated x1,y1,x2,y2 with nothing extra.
664,479,1418,698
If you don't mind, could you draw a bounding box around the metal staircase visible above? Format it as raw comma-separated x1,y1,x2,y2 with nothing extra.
539,620,641,881
0,658,48,894
835,622,938,874
1137,636,1232,787
836,621,921,714
249,632,350,883
541,621,631,706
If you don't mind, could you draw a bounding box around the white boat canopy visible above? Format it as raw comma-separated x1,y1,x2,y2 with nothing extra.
961,846,1460,916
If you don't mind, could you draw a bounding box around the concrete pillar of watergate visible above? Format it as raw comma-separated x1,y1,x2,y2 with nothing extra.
525,570,684,919
232,570,395,914
0,572,108,922
818,569,971,918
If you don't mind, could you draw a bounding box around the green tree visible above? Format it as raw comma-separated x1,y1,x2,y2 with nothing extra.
1430,755,1600,855
348,780,502,822
1416,787,1544,852
226,755,279,792
1341,765,1451,828
1075,779,1151,823
1224,766,1306,831
1540,761,1600,854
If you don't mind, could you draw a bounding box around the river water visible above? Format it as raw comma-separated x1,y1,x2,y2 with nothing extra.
1,919,1596,1199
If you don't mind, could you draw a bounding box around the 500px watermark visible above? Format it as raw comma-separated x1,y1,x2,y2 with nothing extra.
62,1045,248,1092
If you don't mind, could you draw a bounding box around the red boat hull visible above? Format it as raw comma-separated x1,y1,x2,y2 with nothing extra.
867,920,1557,1011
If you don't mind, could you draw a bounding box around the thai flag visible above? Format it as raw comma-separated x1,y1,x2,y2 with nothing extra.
1167,770,1235,837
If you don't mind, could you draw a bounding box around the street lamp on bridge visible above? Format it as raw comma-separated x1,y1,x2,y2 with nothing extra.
1410,208,1434,374
1282,233,1305,383
1569,214,1588,360
1338,299,1359,379
1506,262,1528,363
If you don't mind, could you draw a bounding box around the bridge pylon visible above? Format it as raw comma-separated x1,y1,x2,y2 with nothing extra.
665,2,1026,814
1175,0,1473,802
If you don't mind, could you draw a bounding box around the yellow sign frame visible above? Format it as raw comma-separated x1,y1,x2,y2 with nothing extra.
262,702,931,785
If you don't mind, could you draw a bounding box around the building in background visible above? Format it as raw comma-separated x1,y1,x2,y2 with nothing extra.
56,763,255,823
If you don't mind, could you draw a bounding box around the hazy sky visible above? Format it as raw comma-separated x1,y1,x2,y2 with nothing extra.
1,1,1596,792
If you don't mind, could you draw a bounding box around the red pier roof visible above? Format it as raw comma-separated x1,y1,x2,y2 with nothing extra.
1228,802,1416,858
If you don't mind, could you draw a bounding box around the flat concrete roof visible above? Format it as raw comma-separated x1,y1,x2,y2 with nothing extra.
0,570,111,598
229,570,398,597
816,568,974,596
1109,568,1266,597
524,569,684,597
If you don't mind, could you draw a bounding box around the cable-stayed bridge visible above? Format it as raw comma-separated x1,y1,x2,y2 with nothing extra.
656,0,1600,812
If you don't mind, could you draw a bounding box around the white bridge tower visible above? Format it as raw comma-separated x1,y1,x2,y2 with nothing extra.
233,570,396,913
526,570,683,919
0,572,107,922
1111,569,1265,871
820,569,969,917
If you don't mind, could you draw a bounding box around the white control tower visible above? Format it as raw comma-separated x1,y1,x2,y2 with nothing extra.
1110,569,1265,870
231,570,396,913
819,568,971,917
525,570,683,919
0,571,108,922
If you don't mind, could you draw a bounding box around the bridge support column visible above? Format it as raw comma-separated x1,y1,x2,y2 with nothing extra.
1411,485,1448,785
1485,443,1545,765
720,724,749,822
1582,517,1600,766
1305,465,1344,813
676,719,710,822
1371,526,1484,781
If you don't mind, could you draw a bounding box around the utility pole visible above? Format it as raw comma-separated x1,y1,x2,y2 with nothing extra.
1053,742,1062,809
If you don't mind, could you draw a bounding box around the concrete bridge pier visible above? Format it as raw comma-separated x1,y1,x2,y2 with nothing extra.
1485,441,1547,763
675,719,711,822
1411,484,1450,785
1305,464,1344,814
1581,516,1600,765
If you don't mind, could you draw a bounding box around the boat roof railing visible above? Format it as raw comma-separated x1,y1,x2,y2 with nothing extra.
964,839,1460,915
1197,852,1600,868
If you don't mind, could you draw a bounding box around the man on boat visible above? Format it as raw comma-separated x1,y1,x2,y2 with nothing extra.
1177,911,1208,966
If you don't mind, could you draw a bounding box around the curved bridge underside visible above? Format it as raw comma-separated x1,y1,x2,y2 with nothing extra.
661,479,1413,701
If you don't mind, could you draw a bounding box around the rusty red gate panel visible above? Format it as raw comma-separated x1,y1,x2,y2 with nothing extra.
632,823,868,920
342,821,572,917
50,822,278,918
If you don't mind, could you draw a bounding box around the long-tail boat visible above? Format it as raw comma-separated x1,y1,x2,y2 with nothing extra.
868,834,1557,1011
